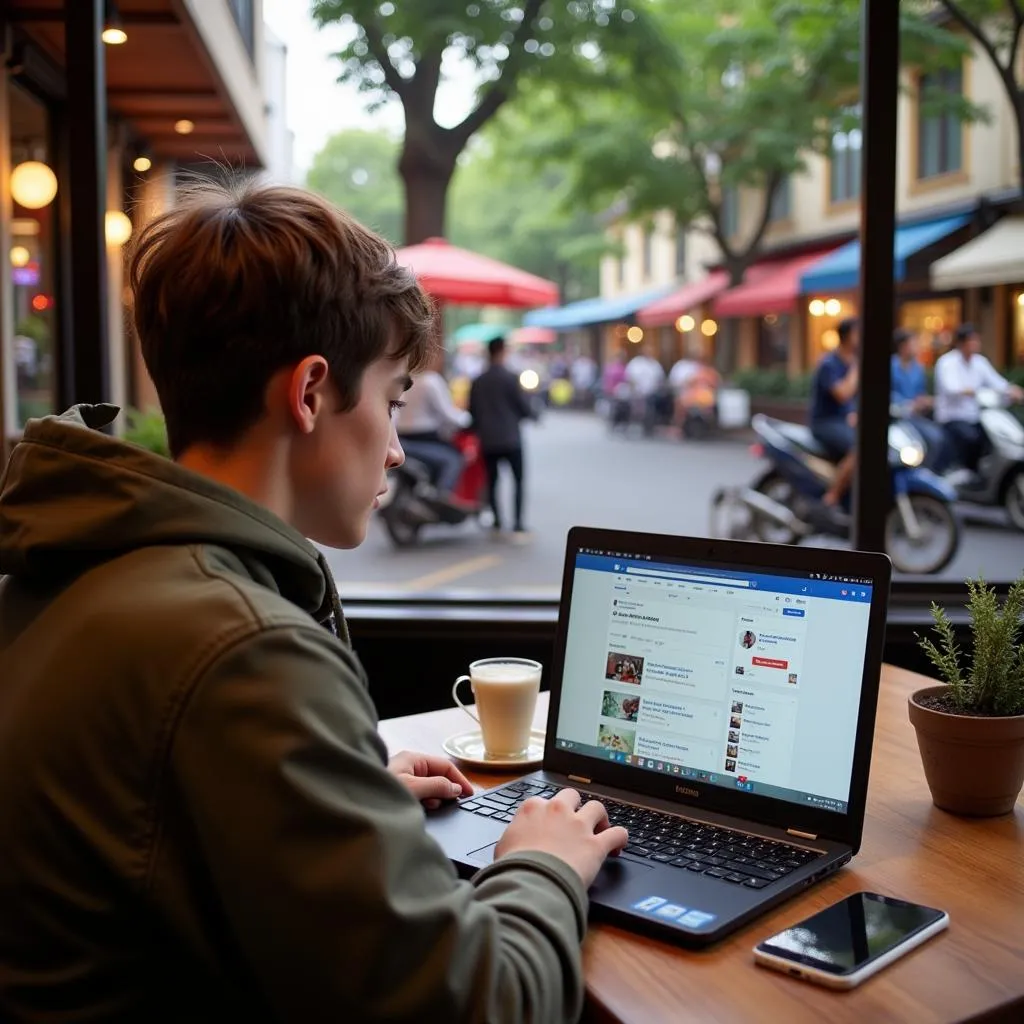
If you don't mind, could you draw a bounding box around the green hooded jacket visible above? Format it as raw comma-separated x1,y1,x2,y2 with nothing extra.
0,406,588,1023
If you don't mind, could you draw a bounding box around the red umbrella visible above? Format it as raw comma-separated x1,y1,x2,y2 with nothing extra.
395,237,559,308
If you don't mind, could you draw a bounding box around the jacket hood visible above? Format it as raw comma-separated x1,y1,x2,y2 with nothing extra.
0,405,343,631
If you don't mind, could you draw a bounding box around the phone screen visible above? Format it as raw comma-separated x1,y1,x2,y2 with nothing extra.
757,892,945,975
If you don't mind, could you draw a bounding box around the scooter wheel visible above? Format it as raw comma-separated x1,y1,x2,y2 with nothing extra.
1003,469,1024,532
752,471,801,545
382,514,422,548
884,494,960,575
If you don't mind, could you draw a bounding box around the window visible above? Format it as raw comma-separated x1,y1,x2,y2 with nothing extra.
675,224,687,277
769,177,791,223
7,84,57,428
917,68,963,179
721,185,739,238
642,229,654,280
830,106,862,205
226,0,256,60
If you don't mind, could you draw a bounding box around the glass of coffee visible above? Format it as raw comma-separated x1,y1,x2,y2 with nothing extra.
452,657,543,758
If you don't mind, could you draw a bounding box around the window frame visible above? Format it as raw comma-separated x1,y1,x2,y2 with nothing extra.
913,63,968,189
828,105,863,209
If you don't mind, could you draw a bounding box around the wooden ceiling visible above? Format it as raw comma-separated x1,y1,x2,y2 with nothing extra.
4,0,260,164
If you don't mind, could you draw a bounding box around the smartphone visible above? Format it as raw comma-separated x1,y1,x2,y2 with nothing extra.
753,892,949,990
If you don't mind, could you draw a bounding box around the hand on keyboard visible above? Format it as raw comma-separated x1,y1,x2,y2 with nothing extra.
495,788,629,888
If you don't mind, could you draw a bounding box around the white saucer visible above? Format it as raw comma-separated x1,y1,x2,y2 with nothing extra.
443,729,545,770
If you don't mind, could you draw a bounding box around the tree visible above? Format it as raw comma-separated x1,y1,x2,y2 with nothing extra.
305,128,403,242
311,0,669,244
932,1,1024,193
304,124,604,300
526,0,972,365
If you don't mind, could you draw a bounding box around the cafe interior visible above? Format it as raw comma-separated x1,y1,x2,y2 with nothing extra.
0,1,1020,1022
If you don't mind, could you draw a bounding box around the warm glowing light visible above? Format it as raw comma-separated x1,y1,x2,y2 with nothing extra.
174,119,195,135
133,155,152,173
519,369,540,391
1018,293,1024,308
824,298,842,317
10,245,30,268
626,326,644,344
808,299,826,317
11,218,41,236
700,319,718,337
675,314,696,333
11,161,58,209
102,27,127,44
105,210,133,247
31,293,49,312
822,329,840,351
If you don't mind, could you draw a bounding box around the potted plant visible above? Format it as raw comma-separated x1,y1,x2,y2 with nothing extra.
910,575,1024,817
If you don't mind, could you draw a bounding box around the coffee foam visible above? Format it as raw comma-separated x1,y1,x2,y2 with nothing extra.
472,662,540,683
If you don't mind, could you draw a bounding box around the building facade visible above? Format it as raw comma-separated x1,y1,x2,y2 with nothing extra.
599,33,1024,376
0,0,276,459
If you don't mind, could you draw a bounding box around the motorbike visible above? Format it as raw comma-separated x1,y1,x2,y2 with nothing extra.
917,389,1024,532
712,412,960,575
376,431,488,547
607,384,716,439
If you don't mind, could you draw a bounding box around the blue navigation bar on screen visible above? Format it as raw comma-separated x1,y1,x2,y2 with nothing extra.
574,553,872,602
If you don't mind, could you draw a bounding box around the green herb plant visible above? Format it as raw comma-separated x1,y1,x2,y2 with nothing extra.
917,575,1024,717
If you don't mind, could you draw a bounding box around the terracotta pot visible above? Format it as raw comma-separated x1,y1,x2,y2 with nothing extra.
908,686,1024,817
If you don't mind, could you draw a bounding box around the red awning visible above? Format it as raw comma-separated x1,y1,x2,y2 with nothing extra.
636,271,729,327
395,237,559,308
713,251,832,318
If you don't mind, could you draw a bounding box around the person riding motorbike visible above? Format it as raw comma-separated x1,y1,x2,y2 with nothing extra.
810,317,860,509
396,347,471,502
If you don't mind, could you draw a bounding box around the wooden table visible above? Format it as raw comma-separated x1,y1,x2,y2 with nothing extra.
378,665,1024,1024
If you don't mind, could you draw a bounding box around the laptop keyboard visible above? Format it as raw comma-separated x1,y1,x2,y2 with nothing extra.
459,780,822,890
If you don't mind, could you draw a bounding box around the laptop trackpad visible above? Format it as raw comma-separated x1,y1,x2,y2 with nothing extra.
467,843,654,878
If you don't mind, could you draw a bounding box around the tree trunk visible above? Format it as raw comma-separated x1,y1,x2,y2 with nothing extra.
398,128,457,245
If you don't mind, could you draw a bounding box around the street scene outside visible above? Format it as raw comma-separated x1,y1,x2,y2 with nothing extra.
326,410,1016,597
256,0,1024,595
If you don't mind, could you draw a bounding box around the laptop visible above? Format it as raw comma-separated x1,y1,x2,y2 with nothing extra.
425,527,891,946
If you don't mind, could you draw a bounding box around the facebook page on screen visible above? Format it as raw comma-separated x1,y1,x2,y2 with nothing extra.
554,552,874,813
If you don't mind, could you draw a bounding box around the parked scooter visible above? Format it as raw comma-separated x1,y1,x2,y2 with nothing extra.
917,388,1024,532
376,431,487,547
713,413,960,575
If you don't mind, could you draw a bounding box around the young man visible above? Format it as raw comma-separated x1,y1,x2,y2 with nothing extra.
934,322,1024,472
0,180,626,1022
469,335,536,538
810,317,860,507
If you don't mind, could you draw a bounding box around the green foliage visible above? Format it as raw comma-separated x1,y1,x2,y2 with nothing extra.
14,315,50,351
123,407,170,458
729,368,812,398
918,575,1024,716
523,0,975,270
305,129,403,242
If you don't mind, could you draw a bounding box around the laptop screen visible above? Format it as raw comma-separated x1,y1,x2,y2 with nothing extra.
553,547,875,815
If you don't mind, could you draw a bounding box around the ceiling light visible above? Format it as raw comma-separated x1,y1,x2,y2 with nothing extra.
174,119,195,135
102,2,127,45
626,326,644,344
700,319,719,337
105,210,133,247
10,246,30,268
675,314,696,333
133,155,152,173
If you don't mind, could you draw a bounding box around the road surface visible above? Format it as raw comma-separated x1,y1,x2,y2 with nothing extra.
322,412,1020,599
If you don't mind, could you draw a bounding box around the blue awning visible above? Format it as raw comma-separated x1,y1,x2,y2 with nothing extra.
800,214,971,294
523,284,675,331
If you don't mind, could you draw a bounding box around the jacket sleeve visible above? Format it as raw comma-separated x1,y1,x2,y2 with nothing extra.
168,624,588,1024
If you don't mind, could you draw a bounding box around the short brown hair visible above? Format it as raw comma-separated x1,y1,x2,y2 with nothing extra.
129,176,435,456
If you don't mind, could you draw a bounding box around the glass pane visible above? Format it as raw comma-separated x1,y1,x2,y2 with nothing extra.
945,114,962,173
8,84,57,427
919,116,940,178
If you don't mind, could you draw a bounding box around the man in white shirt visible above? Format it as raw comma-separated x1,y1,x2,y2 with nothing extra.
625,348,666,397
934,323,1023,471
397,349,472,496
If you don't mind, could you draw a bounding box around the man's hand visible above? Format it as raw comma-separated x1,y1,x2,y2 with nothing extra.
912,394,933,413
1008,384,1024,404
389,750,474,810
847,410,859,427
495,789,629,888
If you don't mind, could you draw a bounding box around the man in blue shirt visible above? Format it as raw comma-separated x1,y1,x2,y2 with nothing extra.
891,328,948,472
810,317,859,507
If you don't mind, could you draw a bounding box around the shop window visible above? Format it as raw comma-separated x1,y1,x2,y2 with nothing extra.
830,106,862,205
917,68,963,180
758,314,790,369
721,185,739,238
899,297,962,366
8,84,57,427
769,178,791,223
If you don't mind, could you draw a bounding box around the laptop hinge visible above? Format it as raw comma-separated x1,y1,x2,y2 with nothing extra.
786,828,817,840
567,774,592,785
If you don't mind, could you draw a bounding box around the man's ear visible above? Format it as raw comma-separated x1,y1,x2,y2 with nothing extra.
286,356,331,435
